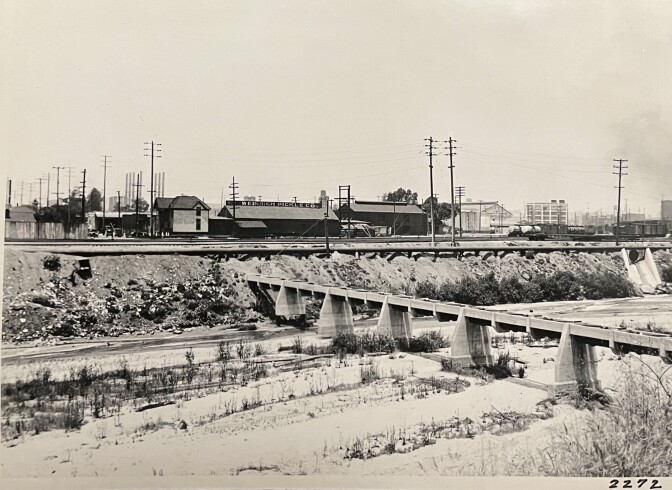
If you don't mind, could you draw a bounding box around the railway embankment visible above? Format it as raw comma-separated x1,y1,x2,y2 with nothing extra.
2,248,671,343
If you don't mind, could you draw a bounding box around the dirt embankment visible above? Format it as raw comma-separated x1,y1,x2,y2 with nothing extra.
2,249,670,344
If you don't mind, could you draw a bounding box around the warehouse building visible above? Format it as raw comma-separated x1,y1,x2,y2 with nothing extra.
218,200,340,237
337,200,427,236
459,200,514,233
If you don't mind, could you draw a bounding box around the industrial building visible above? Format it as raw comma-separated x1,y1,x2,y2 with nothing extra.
337,200,427,236
661,200,672,220
458,200,514,233
218,200,340,237
525,200,569,225
154,196,210,236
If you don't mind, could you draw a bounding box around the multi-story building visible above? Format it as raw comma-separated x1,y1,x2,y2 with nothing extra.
662,200,672,220
525,200,568,225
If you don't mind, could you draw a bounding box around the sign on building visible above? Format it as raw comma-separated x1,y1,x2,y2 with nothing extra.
225,200,321,209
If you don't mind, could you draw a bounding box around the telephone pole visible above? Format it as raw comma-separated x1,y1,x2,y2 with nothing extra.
448,137,457,245
229,177,239,220
101,155,111,232
144,141,161,238
65,166,74,222
37,177,45,210
425,137,436,245
133,174,143,235
52,166,64,218
80,169,87,224
456,186,465,237
613,158,628,245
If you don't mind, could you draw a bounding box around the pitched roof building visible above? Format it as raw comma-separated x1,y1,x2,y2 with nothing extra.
153,195,210,236
338,200,427,236
218,200,340,237
5,205,37,223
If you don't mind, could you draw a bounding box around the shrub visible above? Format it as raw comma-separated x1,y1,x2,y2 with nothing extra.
452,273,501,306
331,332,396,355
579,272,635,299
660,266,672,283
404,331,449,353
414,280,439,299
42,255,61,271
498,276,529,304
291,336,303,354
532,271,582,302
533,358,672,477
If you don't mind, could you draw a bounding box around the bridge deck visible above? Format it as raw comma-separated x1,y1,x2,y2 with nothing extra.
247,274,672,360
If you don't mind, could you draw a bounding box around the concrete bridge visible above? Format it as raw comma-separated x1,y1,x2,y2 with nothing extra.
247,274,672,395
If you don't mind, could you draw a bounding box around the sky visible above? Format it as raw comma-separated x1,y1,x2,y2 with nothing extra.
1,0,671,219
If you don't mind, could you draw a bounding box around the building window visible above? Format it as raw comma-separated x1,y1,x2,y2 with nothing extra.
196,207,201,217
196,219,201,231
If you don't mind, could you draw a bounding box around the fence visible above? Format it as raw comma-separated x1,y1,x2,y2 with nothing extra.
4,221,88,240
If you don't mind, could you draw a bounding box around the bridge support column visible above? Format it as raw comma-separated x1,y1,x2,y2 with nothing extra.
448,308,494,367
318,290,354,338
275,284,306,317
549,324,601,395
376,296,412,341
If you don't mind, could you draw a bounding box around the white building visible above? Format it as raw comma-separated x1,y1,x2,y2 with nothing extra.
525,200,568,225
458,200,514,233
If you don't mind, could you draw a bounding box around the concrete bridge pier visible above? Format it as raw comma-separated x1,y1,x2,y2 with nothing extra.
549,324,601,395
274,283,306,317
448,308,495,367
376,296,412,342
318,290,354,338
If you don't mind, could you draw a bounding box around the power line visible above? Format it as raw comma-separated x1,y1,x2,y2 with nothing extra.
52,166,64,218
229,176,239,220
448,137,457,245
144,141,162,238
456,186,465,237
101,155,111,231
425,137,436,245
80,169,87,224
613,158,628,246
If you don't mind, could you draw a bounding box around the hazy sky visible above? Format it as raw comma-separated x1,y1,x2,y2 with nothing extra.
2,0,671,218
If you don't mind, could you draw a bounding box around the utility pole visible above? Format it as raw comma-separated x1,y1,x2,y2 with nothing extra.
499,203,505,231
65,166,74,223
80,169,87,224
455,186,465,237
448,137,457,245
613,158,628,245
293,196,298,204
101,155,111,232
229,177,239,219
46,172,50,207
37,177,45,210
133,174,143,235
338,185,352,237
52,166,64,218
144,141,161,238
323,206,330,254
425,137,436,245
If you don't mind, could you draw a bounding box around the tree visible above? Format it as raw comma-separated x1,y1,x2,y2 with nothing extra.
121,197,149,213
382,188,418,204
36,189,82,224
87,188,102,212
421,196,459,231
